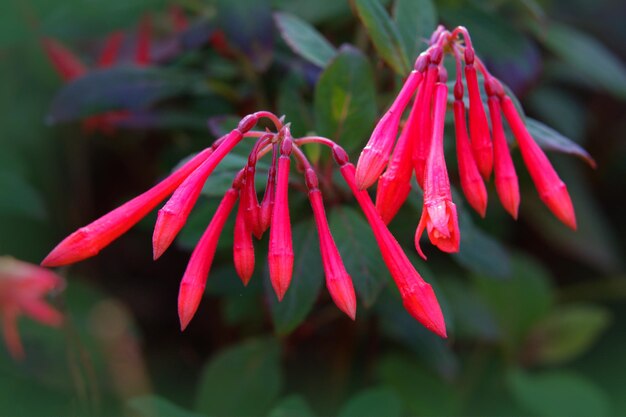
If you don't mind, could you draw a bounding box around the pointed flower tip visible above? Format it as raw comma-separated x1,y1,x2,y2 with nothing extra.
544,185,577,230
177,282,204,332
402,285,447,339
41,229,96,267
355,148,386,190
153,209,184,259
327,275,357,320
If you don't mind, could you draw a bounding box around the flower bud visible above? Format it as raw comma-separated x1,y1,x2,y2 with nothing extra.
178,188,238,330
465,63,493,179
268,141,294,300
500,96,576,229
153,129,243,259
355,70,422,189
488,95,519,218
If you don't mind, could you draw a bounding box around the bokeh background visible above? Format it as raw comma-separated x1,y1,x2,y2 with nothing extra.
1,0,625,415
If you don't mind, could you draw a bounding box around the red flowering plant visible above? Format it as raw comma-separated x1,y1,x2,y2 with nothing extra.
14,0,624,415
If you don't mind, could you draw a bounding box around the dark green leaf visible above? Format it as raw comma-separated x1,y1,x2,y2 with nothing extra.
526,118,596,168
314,46,377,153
529,22,626,99
525,305,611,366
195,338,283,417
268,220,324,335
129,395,204,417
473,253,553,345
338,387,402,417
354,0,410,74
439,278,500,341
328,206,388,307
47,67,208,123
268,395,315,417
393,0,437,62
507,369,611,417
277,73,314,138
274,12,337,68
453,202,512,279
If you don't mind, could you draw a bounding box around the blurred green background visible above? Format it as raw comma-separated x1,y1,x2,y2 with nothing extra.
1,0,625,415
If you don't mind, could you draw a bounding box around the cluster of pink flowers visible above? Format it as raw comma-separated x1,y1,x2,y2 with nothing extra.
41,112,446,337
359,25,577,259
39,25,580,340
0,258,64,359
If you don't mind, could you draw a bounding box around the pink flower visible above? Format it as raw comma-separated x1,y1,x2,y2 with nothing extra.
135,14,152,66
412,50,441,188
333,146,446,338
452,80,488,217
465,49,493,180
178,187,239,330
152,128,246,259
97,31,125,68
375,69,424,224
0,258,64,360
268,137,294,301
486,79,519,218
415,82,460,259
306,168,357,319
355,70,422,189
500,96,577,229
233,197,255,286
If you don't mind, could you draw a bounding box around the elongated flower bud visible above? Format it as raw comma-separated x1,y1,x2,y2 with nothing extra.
178,188,238,330
242,163,263,239
375,85,422,224
135,14,152,66
233,198,255,285
268,138,294,301
41,38,87,81
259,144,278,233
453,81,488,217
169,5,189,32
415,83,460,259
465,61,493,179
412,63,439,188
355,70,422,189
334,156,446,338
42,147,214,267
486,80,519,218
97,31,125,68
306,169,356,319
500,96,576,229
152,129,244,259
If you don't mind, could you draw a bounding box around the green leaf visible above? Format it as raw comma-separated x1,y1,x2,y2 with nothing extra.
525,305,611,366
268,395,315,417
47,67,208,123
328,206,388,306
473,253,553,345
354,0,410,74
314,46,377,153
0,172,47,220
526,118,596,168
393,0,437,62
195,338,283,417
277,73,314,138
129,395,204,417
507,369,611,417
453,201,512,279
377,354,460,416
274,12,337,68
529,22,626,99
338,387,402,417
268,220,324,335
